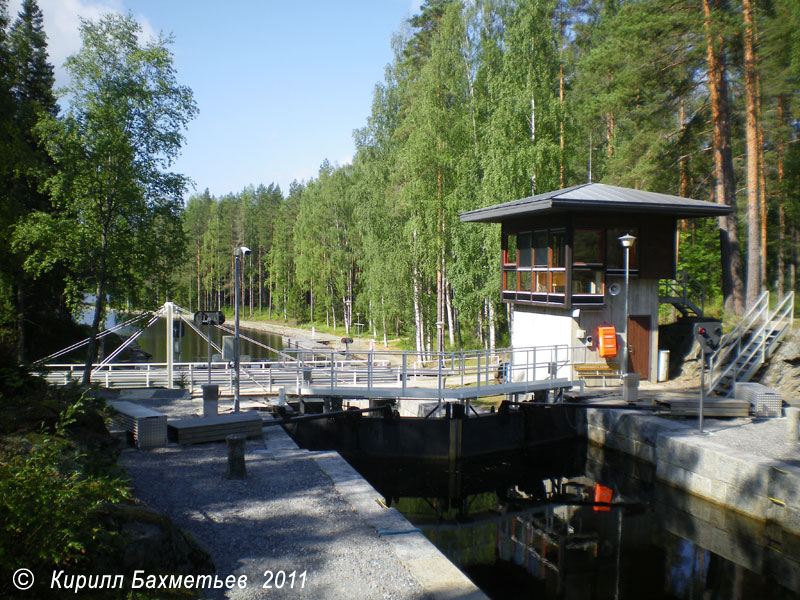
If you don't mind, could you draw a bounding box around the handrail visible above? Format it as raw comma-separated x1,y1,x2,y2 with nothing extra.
37,344,581,400
709,290,794,395
659,270,706,317
709,290,769,380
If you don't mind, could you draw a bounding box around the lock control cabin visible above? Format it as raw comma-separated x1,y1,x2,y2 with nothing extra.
460,183,730,382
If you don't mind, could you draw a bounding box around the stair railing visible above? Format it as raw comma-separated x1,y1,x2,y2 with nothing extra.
709,290,769,381
659,270,706,317
709,291,794,396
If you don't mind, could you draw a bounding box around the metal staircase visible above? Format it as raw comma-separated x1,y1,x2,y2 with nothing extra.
708,291,795,396
659,270,706,318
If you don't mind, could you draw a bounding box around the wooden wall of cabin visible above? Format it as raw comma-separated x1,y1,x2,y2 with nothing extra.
501,213,677,280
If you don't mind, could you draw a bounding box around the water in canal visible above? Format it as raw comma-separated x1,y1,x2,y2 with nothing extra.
132,317,283,363
347,441,800,599
73,310,283,363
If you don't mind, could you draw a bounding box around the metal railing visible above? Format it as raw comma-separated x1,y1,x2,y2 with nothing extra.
659,270,706,317
38,344,581,400
709,291,794,396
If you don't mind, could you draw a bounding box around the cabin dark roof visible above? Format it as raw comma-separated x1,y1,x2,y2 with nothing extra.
459,183,732,223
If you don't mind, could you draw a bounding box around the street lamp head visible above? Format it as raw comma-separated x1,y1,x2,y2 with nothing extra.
618,233,636,248
235,246,251,257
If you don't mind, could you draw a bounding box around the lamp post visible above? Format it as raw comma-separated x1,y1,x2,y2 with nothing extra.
234,246,251,412
619,233,636,378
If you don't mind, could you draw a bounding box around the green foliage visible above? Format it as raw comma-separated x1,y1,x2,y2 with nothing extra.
0,398,130,574
11,13,195,379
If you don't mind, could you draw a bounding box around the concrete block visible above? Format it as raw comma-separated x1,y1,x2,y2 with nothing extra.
658,463,689,488
587,424,607,445
706,480,732,505
610,413,639,438
714,454,744,487
711,526,764,571
684,470,713,498
724,486,769,520
765,550,800,596
768,468,800,509
733,463,770,498
775,505,800,533
613,434,636,456
403,557,490,600
632,439,655,463
664,440,704,473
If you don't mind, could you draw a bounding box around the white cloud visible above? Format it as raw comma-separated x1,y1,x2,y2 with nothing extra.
8,0,157,88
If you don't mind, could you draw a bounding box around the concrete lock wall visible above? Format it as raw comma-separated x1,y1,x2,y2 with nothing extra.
581,408,800,533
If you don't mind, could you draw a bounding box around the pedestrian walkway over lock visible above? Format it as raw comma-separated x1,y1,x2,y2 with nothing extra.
36,302,585,403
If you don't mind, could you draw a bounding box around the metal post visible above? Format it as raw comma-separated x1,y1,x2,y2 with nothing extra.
368,351,373,390
234,253,241,412
166,301,174,389
207,320,212,384
619,233,636,380
621,246,630,377
698,347,705,434
402,352,407,396
437,349,443,400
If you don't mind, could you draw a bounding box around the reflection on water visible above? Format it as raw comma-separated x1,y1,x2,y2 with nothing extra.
68,311,283,363
132,318,283,363
348,443,800,600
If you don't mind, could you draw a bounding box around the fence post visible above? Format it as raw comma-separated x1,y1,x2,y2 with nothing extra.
402,352,407,396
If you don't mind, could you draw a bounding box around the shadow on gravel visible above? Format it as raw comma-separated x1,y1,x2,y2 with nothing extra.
119,439,426,600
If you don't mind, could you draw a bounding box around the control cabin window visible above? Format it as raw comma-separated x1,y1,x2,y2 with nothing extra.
572,228,604,304
502,224,642,307
502,228,566,305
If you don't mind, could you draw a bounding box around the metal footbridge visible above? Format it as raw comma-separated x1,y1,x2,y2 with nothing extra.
35,303,580,403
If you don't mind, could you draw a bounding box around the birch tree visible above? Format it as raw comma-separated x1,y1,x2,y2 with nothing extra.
14,13,196,382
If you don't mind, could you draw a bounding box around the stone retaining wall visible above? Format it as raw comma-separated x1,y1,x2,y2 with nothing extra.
581,408,800,533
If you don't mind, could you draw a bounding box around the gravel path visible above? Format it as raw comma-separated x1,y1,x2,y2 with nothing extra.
119,428,428,600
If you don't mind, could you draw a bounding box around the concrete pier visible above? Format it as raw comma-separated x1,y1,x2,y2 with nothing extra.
581,407,800,533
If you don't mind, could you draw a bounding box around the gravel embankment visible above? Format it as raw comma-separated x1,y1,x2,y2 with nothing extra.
119,428,427,600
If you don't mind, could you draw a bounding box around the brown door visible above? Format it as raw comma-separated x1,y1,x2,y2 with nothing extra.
627,315,651,379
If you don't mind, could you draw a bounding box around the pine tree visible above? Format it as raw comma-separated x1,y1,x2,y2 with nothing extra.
1,0,59,360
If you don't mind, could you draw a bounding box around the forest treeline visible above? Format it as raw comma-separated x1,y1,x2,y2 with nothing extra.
173,0,800,356
1,0,800,365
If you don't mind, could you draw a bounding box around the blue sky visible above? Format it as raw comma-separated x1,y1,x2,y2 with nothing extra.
10,0,423,199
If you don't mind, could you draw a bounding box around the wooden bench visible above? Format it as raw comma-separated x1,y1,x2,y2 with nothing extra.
107,400,167,449
574,363,621,387
168,411,263,445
